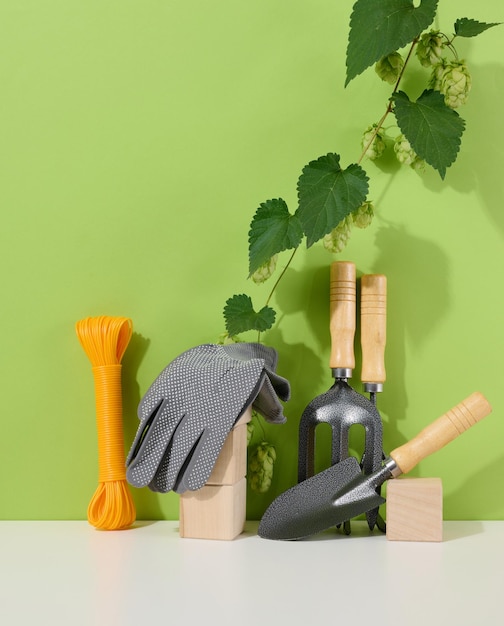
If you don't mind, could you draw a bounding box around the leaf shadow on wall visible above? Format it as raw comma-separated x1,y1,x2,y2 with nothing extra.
269,255,331,391
122,332,166,520
418,62,504,237
459,62,504,237
246,327,326,517
369,223,451,446
259,261,333,487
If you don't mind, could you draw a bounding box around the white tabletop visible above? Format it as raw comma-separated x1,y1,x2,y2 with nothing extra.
1,520,502,626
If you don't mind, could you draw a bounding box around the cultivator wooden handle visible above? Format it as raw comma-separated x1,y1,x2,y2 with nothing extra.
389,392,492,475
329,261,356,372
360,274,387,387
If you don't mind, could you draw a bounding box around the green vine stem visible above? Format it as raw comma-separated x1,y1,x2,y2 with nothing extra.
257,39,420,342
223,7,500,343
257,247,298,342
358,37,418,166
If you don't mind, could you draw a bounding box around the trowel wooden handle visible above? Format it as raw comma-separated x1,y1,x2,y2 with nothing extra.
360,274,387,385
329,261,356,370
390,392,492,476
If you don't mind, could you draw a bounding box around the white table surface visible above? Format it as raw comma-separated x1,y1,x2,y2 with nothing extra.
1,520,502,626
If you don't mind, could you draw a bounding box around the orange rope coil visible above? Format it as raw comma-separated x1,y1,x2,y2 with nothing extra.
76,315,136,530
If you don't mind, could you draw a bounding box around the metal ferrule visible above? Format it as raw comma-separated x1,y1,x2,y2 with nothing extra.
363,382,383,393
384,457,402,478
332,367,352,380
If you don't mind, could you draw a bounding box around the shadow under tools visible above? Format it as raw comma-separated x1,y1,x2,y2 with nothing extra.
266,326,326,410
246,326,326,521
259,327,325,472
273,254,331,354
369,223,451,441
296,522,383,542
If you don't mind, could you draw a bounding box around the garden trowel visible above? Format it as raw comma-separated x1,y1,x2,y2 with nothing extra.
258,391,492,540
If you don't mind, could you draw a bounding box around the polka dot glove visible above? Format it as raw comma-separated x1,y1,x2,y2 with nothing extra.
125,343,290,494
220,342,290,419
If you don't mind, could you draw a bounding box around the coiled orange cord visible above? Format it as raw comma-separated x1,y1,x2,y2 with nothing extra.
76,315,136,530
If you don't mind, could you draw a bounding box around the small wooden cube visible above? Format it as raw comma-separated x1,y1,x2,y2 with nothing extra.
386,477,443,542
179,477,247,540
206,408,251,485
179,407,251,540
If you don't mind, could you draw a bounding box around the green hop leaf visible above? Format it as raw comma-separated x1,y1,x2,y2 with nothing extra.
296,153,369,248
223,294,276,336
346,0,439,86
248,198,303,277
392,89,465,179
454,18,501,38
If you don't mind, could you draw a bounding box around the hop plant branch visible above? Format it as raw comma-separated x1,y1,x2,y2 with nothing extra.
358,38,419,166
222,1,500,342
256,247,298,343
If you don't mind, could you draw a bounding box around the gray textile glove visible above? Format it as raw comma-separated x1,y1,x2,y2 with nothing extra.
126,343,290,494
221,342,290,420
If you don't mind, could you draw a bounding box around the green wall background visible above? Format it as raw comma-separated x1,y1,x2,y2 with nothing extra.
1,0,503,522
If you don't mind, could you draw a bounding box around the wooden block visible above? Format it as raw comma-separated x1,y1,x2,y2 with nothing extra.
179,477,247,540
206,407,251,486
178,407,251,540
386,477,443,542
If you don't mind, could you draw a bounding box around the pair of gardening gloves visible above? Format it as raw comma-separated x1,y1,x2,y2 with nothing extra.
126,342,290,494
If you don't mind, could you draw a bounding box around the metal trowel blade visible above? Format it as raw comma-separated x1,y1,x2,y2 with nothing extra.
258,456,385,540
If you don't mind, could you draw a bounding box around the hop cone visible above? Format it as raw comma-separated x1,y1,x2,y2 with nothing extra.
251,254,278,284
416,30,445,67
352,201,374,229
394,134,424,169
361,124,386,160
428,58,447,91
247,420,254,446
248,442,276,493
432,59,472,109
322,216,353,254
375,52,404,85
216,331,242,345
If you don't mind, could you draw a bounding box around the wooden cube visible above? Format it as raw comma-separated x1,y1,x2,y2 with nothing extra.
386,477,443,542
179,407,251,540
206,408,251,485
179,477,247,540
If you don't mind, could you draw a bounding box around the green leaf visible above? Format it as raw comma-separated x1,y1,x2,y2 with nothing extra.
295,153,369,248
392,90,465,179
346,0,438,86
454,18,501,38
223,294,276,336
248,199,303,277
